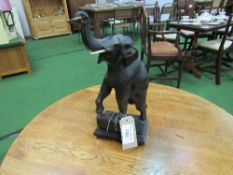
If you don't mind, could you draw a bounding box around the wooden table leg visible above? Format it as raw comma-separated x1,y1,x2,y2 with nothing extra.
94,13,101,38
184,58,201,79
185,31,201,79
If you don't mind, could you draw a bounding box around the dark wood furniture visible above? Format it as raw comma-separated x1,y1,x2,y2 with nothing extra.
177,0,196,17
80,4,142,38
0,37,31,79
112,7,139,39
196,14,233,85
168,20,232,78
169,20,231,33
194,0,213,13
67,0,95,31
169,20,233,50
1,84,233,175
142,5,160,36
193,0,225,14
141,8,184,88
177,0,197,50
225,0,233,15
143,3,178,45
155,2,178,42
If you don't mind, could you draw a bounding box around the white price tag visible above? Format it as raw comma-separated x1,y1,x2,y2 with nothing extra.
120,116,138,150
121,124,134,144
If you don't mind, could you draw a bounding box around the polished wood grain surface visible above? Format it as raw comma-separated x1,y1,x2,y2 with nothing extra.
1,84,233,175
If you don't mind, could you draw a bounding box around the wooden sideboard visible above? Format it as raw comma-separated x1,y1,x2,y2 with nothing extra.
0,37,31,78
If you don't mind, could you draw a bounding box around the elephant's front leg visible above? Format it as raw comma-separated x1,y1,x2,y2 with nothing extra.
115,87,130,116
95,79,112,114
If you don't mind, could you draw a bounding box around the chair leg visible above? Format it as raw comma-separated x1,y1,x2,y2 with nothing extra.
135,22,139,40
183,38,188,50
140,48,144,61
102,26,105,36
132,22,135,40
164,61,168,76
147,58,151,72
215,54,223,85
177,60,184,88
188,37,194,50
226,53,232,59
112,24,115,35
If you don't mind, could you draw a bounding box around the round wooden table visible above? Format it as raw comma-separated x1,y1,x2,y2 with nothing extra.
1,84,233,175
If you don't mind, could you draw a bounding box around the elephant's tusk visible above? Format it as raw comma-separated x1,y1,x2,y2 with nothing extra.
68,16,82,23
91,49,106,55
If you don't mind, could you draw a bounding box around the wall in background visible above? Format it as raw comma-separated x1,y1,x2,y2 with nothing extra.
9,0,30,36
97,0,106,4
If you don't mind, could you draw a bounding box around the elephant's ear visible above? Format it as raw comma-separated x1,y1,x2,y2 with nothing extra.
122,47,138,67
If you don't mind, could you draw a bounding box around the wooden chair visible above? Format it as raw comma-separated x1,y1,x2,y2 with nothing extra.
225,0,233,15
177,0,214,50
140,4,177,58
140,6,155,59
215,25,232,39
196,14,233,85
210,0,225,14
154,2,178,42
140,8,185,88
177,0,197,50
140,6,162,59
177,0,195,17
140,5,177,59
194,0,213,14
148,2,161,31
215,0,233,38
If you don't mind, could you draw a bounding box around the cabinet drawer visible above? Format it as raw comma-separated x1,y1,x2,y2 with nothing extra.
33,19,53,38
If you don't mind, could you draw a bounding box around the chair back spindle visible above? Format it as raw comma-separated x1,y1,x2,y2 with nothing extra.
220,14,233,52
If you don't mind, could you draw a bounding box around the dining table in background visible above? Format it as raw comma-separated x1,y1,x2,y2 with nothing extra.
168,20,231,78
80,3,142,38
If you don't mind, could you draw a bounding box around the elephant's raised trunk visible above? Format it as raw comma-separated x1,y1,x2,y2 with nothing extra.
69,10,135,66
69,11,106,52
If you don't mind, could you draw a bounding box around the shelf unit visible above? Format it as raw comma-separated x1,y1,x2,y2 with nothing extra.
23,0,71,39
